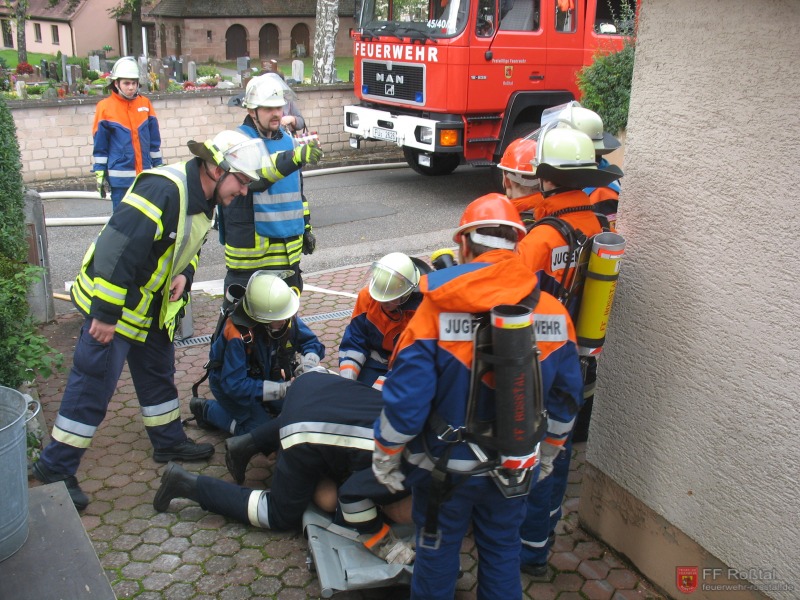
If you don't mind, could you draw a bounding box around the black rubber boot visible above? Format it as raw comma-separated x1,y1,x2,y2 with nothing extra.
153,438,215,463
189,397,214,430
153,462,199,511
225,433,259,485
32,460,89,511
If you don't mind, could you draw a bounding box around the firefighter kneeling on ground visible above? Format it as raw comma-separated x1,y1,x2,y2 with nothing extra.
372,194,584,599
189,272,324,436
155,371,415,565
339,252,428,387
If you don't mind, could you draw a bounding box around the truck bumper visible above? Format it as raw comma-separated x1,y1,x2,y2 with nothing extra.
343,105,463,153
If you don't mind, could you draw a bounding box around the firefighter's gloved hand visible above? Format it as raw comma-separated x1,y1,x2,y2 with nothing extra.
302,229,316,255
293,353,320,377
95,171,107,199
292,141,323,166
373,442,405,493
262,380,290,402
537,442,562,481
359,524,416,565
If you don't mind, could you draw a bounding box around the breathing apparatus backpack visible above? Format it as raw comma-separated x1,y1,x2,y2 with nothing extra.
418,286,547,548
529,206,626,357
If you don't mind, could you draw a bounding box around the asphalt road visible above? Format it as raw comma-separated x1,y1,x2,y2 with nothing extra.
40,163,496,315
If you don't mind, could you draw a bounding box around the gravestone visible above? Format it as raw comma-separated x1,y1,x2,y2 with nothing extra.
236,56,250,78
61,54,68,82
89,54,100,72
137,56,148,85
40,59,49,79
158,65,169,92
187,60,196,83
15,80,27,99
48,62,59,81
99,59,109,74
291,60,304,82
174,58,184,83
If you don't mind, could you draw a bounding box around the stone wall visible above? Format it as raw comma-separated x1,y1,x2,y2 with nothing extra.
8,84,391,185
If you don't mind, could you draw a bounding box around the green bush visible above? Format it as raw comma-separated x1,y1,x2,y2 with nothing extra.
577,40,635,136
0,97,62,388
196,65,219,77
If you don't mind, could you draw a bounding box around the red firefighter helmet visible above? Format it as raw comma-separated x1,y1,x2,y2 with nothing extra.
498,137,539,186
453,193,526,244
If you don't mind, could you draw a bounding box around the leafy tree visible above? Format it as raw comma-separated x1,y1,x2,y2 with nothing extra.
7,0,29,64
312,0,339,84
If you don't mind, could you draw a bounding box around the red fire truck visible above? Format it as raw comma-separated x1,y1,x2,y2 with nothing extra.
344,0,633,178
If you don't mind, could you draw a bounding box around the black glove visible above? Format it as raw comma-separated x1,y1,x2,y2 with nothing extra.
303,229,316,255
292,142,323,167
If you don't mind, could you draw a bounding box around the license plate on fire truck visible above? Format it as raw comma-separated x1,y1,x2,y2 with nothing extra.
372,127,397,142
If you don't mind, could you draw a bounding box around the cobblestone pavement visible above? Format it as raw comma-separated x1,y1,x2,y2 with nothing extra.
30,263,667,600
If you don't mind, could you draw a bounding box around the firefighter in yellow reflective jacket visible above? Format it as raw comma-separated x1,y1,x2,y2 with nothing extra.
219,74,323,297
32,130,268,511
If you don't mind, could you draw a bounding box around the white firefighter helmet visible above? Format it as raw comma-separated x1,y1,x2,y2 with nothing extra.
369,252,421,303
541,101,621,155
534,123,623,188
242,74,288,109
187,129,265,181
241,271,300,323
109,57,140,80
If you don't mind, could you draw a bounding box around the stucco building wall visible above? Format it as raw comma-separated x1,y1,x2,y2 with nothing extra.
580,0,800,598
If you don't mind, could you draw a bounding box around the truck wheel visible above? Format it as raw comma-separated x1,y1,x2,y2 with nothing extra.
491,122,539,191
403,148,461,176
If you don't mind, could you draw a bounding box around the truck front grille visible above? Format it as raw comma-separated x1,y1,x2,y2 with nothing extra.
362,61,425,105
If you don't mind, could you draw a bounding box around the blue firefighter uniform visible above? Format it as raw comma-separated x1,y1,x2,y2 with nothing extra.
374,250,583,599
339,287,423,386
186,372,406,532
38,160,212,475
203,316,325,435
217,116,309,294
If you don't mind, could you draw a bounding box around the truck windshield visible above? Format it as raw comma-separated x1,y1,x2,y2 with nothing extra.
359,0,471,39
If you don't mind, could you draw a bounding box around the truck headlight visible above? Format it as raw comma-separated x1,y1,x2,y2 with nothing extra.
418,127,433,144
346,113,360,129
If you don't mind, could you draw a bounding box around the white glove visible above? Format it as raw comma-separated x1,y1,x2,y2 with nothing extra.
263,380,290,402
537,442,562,482
372,443,405,493
293,353,321,377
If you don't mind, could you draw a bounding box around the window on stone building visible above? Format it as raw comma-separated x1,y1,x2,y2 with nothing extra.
51,24,59,44
34,23,42,43
207,30,212,42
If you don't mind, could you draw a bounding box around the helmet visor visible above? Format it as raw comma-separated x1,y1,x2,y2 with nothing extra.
368,262,417,302
222,138,266,181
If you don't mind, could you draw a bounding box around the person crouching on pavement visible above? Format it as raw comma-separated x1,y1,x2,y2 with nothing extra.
189,271,324,435
155,371,415,564
32,129,268,511
338,252,428,387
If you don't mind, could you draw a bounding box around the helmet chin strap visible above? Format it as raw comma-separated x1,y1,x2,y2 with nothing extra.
204,162,228,204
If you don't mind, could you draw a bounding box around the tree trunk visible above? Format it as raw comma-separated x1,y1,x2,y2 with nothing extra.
312,0,340,84
14,0,28,65
130,0,144,57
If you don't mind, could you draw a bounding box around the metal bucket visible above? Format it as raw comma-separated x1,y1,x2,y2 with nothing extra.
0,386,37,562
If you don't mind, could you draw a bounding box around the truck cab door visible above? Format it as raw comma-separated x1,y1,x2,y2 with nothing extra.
544,0,584,99
466,0,548,113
